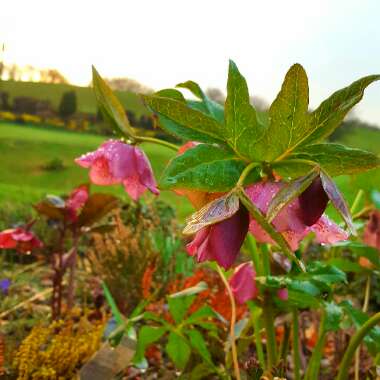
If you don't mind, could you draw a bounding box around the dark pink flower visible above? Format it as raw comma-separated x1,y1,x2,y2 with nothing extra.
277,288,289,301
229,262,258,304
246,181,348,250
75,140,159,201
363,210,380,251
0,228,43,253
65,184,89,221
186,207,249,269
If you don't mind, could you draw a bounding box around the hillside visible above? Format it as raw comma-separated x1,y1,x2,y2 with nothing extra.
0,80,149,117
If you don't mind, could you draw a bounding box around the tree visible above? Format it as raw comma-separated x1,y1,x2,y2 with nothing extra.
58,91,77,118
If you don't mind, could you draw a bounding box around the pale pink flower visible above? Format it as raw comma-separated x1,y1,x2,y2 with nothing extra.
75,140,159,200
229,262,258,304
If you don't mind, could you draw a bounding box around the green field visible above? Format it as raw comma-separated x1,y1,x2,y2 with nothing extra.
0,80,148,116
0,122,193,220
0,122,379,222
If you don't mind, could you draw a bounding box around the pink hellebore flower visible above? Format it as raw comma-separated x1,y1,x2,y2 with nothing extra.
75,140,159,201
0,228,43,253
229,262,258,304
186,207,249,270
65,184,89,221
277,288,289,301
246,181,348,250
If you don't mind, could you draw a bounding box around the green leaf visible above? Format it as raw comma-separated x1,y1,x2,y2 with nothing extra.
332,241,380,268
303,261,347,284
340,301,380,356
327,258,364,273
101,281,124,326
186,329,213,365
266,168,319,222
183,192,240,235
275,144,380,178
169,282,208,298
265,63,309,161
135,326,167,363
177,80,225,124
324,301,343,332
224,60,266,160
301,74,380,145
92,66,135,139
160,144,247,192
286,290,320,309
166,332,191,370
184,305,218,325
155,88,186,101
167,295,195,324
77,193,119,227
143,94,225,142
320,170,355,234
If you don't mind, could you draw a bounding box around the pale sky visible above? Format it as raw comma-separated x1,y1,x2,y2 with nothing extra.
1,0,380,125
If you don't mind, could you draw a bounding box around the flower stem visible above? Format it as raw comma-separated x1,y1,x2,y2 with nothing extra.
350,189,364,214
292,308,301,380
216,265,241,380
248,301,266,371
237,187,305,272
135,135,179,151
354,275,371,380
336,312,380,380
262,295,277,371
304,312,326,380
247,235,262,275
236,162,260,187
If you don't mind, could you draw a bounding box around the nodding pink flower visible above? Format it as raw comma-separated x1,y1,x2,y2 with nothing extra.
75,140,159,201
246,181,348,250
229,262,258,304
277,288,289,301
186,207,249,269
0,228,43,253
65,184,89,221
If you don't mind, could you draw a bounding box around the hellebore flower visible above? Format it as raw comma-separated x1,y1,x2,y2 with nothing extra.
0,278,11,295
363,210,380,251
0,228,43,253
246,180,348,250
75,140,159,201
65,184,89,221
229,262,258,304
277,288,289,301
186,207,249,269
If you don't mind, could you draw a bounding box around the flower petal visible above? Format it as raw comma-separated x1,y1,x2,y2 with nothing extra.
229,262,258,304
309,215,348,244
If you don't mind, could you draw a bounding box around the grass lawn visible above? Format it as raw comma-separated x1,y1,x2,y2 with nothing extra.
0,122,379,222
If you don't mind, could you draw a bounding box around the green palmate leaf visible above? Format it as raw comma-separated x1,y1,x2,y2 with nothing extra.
184,306,218,325
160,144,247,192
167,295,195,324
320,170,355,234
224,60,266,161
324,301,343,332
177,80,224,123
77,193,119,227
183,192,239,235
264,64,309,161
134,326,167,363
92,66,135,139
274,143,380,179
166,332,191,370
266,168,319,222
301,74,380,146
186,329,213,365
155,88,186,101
143,94,225,143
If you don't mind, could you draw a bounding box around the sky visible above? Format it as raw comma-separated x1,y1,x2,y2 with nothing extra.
1,0,380,125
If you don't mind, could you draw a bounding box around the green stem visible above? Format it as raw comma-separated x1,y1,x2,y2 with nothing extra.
350,189,364,214
247,235,262,275
263,296,277,370
304,312,327,380
354,275,371,380
135,135,179,151
216,265,241,380
292,309,301,380
236,162,260,187
237,187,305,272
248,301,266,372
261,244,271,276
336,312,380,380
